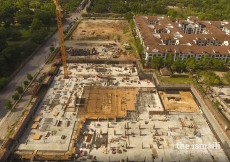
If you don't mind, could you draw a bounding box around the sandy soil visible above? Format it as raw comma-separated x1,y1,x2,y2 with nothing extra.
71,19,132,44
68,19,137,59
159,91,200,112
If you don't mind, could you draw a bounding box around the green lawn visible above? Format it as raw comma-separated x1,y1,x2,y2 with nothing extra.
158,76,193,84
20,29,31,40
155,70,193,84
49,25,57,33
6,40,26,47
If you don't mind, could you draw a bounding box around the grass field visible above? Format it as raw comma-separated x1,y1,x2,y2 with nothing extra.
155,70,193,84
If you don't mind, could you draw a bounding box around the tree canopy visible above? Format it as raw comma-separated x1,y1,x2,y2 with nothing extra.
87,0,230,21
148,54,225,73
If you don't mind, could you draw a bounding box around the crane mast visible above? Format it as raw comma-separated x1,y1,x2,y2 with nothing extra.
53,0,68,78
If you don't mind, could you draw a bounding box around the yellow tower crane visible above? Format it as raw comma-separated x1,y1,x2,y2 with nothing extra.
53,0,68,78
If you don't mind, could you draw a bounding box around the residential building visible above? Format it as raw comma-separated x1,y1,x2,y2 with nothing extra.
134,15,230,65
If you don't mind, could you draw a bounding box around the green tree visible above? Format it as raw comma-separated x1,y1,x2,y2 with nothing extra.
20,42,38,59
167,9,178,21
225,71,230,83
0,4,18,27
129,19,135,30
201,54,211,68
0,77,9,90
23,80,29,88
5,100,13,111
16,7,34,25
30,28,48,44
34,10,55,25
10,30,22,41
202,71,221,85
50,46,55,53
16,14,34,25
135,38,143,54
124,12,133,22
0,27,8,52
211,58,225,70
171,57,183,72
27,74,33,81
165,54,174,67
30,18,43,32
151,56,163,69
15,86,23,94
185,58,200,71
12,93,20,102
1,46,22,71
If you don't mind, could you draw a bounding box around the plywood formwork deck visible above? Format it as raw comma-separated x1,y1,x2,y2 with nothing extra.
77,86,139,119
159,91,200,112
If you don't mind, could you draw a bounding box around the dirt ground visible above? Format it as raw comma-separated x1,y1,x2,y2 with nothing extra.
77,86,139,119
67,19,137,59
159,91,200,112
72,19,133,45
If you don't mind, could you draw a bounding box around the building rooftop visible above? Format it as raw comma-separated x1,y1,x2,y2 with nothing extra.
134,15,230,56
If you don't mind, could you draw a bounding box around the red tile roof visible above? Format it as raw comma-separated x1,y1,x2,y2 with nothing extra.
134,15,230,55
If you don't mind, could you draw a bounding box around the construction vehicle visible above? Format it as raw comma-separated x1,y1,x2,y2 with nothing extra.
53,0,68,78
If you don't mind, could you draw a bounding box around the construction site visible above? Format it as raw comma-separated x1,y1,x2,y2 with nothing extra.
11,63,228,162
64,19,136,61
71,19,131,42
1,5,228,161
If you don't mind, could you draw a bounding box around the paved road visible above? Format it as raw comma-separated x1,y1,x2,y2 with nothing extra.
0,1,87,122
191,86,230,159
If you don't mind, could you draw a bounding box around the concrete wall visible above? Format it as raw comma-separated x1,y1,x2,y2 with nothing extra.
83,17,125,20
67,58,136,64
157,84,191,91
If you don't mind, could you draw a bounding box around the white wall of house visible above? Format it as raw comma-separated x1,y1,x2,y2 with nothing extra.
144,52,229,64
